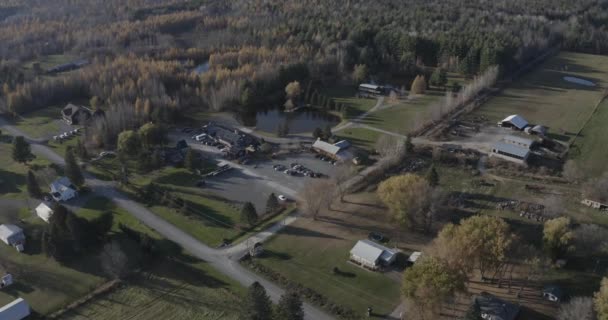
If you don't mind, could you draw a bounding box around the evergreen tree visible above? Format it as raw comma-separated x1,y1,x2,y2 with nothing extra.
11,136,33,164
266,193,280,214
426,164,439,187
240,202,258,227
137,151,153,173
65,147,85,187
75,138,88,159
312,127,323,140
151,149,164,169
430,68,448,88
405,135,414,153
242,282,273,320
184,148,199,171
276,291,304,320
323,125,332,141
26,170,42,198
464,301,483,320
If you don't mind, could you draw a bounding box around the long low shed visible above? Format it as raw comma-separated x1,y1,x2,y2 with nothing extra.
0,298,31,320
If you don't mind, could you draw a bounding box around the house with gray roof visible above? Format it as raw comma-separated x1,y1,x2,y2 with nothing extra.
349,239,397,270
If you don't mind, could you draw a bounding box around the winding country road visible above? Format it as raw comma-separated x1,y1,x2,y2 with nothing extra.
0,117,334,320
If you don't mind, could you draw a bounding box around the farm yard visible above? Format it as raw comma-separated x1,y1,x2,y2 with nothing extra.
569,99,608,178
471,52,608,143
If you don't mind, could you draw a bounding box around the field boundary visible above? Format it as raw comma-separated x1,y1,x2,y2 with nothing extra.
47,279,122,319
568,89,608,148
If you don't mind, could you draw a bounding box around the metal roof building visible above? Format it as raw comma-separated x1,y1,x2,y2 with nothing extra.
349,240,397,270
312,139,341,156
491,142,530,164
499,114,529,130
0,298,31,320
502,135,534,149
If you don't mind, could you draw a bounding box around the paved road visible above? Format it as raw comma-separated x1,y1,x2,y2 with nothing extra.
0,117,334,320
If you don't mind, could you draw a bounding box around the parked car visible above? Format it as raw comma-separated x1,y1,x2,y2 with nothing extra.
99,151,116,159
278,195,288,201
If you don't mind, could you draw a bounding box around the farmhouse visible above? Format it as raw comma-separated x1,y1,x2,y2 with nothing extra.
62,103,92,125
581,199,608,210
312,138,354,162
50,177,78,202
349,239,397,270
0,224,25,252
358,83,385,97
474,292,520,320
498,114,529,130
0,298,31,320
35,202,53,223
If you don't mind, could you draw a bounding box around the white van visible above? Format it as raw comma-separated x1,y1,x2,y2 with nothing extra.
194,133,207,141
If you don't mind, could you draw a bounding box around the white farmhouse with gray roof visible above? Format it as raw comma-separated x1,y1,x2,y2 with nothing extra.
349,240,397,270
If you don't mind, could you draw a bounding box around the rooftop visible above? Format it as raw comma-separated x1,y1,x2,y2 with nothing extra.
313,139,341,155
350,240,396,264
0,225,23,237
493,142,530,159
475,292,520,320
502,135,534,147
501,114,529,130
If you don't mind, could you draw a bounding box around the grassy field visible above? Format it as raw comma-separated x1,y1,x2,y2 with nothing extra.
321,85,377,120
569,99,608,178
59,259,243,320
336,127,383,151
473,52,608,141
10,105,66,139
364,92,442,134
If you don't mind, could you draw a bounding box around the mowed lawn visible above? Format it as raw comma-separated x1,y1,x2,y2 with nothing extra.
363,92,443,134
473,52,608,139
569,100,608,178
59,259,243,320
337,127,383,151
0,136,54,199
11,105,65,139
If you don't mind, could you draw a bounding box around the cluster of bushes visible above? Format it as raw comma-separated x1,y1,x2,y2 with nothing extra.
244,260,359,319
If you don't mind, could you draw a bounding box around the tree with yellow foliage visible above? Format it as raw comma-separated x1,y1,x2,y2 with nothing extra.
377,174,432,229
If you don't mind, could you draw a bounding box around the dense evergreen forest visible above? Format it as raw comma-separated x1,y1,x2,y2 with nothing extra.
1,0,607,146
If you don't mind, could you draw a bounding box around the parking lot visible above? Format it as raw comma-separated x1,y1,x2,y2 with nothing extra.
178,131,338,213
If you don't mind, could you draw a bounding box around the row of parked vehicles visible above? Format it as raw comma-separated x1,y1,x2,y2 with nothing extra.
272,163,325,178
314,153,338,165
52,128,81,141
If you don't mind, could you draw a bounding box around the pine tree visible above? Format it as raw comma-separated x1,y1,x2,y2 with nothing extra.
75,138,88,159
312,127,323,140
184,148,199,171
242,282,273,320
240,202,258,227
430,68,448,89
26,170,42,198
426,164,439,187
11,136,33,164
65,147,85,187
276,291,304,320
405,135,414,153
266,193,280,214
323,125,332,141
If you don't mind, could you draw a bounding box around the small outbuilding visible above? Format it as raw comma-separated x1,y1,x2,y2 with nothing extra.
349,240,397,270
407,251,422,265
542,285,564,302
358,83,385,97
525,125,548,136
0,298,31,320
0,225,25,252
581,199,608,210
498,114,529,130
35,202,54,223
50,177,78,202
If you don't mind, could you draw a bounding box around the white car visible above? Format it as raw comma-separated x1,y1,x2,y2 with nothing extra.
278,195,287,201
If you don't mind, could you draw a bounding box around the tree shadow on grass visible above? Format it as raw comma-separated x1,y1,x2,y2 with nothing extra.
262,250,292,261
277,225,344,240
0,169,25,194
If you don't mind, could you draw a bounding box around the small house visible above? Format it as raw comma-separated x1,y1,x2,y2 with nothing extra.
542,285,564,302
1,273,14,288
349,240,397,270
581,199,608,210
35,202,53,223
358,84,385,97
0,298,31,320
50,177,78,202
474,292,520,320
0,225,25,252
62,103,92,125
498,114,529,130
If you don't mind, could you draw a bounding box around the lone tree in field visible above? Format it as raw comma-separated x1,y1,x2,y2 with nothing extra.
426,164,439,187
242,281,273,320
557,296,595,320
26,170,42,198
595,277,608,320
377,174,432,229
65,147,85,187
298,179,334,220
12,136,33,164
266,193,280,214
241,202,258,227
276,290,304,320
543,217,574,260
431,215,514,278
402,257,466,319
410,75,427,95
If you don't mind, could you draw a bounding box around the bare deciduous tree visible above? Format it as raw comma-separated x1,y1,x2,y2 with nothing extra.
375,134,406,162
557,297,595,320
542,196,565,218
333,164,356,203
100,240,129,279
563,160,583,182
298,179,334,220
574,224,608,256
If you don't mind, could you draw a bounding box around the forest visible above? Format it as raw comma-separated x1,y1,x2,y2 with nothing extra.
1,0,608,145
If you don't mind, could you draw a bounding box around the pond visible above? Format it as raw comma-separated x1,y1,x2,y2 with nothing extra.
238,108,341,134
